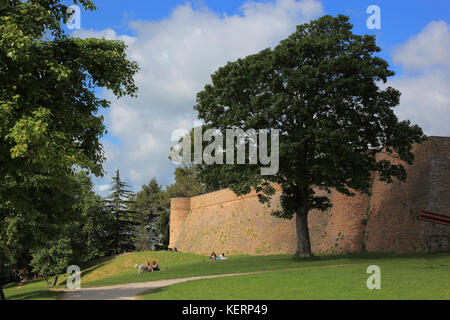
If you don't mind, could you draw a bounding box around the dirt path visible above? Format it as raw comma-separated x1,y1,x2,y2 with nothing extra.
58,263,359,300
58,272,257,300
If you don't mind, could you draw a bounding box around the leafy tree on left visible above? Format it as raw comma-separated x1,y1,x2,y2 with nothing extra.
0,0,138,299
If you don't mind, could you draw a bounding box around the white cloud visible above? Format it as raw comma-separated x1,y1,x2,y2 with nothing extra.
388,20,450,137
73,0,324,190
94,184,111,197
72,28,136,44
388,70,450,136
96,184,110,191
392,21,450,73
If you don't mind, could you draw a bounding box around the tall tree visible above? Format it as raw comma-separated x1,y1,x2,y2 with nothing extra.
0,0,138,298
30,238,72,286
67,171,115,263
105,170,137,255
132,178,170,251
194,15,425,258
2,171,113,288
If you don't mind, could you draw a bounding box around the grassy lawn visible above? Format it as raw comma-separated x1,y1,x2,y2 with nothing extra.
74,251,450,288
3,277,68,300
3,251,450,299
137,253,450,300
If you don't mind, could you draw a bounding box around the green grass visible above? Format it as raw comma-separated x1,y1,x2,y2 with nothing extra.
3,251,450,300
137,253,450,300
3,277,68,300
77,251,450,288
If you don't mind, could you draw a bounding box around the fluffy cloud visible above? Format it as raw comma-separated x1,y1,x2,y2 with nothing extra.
73,0,324,190
94,184,111,197
392,21,450,72
388,21,450,137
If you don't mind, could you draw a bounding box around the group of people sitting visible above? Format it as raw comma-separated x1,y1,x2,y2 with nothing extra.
146,260,160,271
209,251,227,261
135,260,161,274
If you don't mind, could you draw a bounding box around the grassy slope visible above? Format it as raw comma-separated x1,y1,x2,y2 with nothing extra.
75,251,450,287
3,277,68,300
3,251,450,300
137,253,450,300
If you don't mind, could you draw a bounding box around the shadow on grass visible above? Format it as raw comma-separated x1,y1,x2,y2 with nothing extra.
137,286,167,298
3,259,110,293
2,278,48,290
5,289,64,300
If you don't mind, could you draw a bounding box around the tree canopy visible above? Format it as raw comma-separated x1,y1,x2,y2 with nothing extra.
194,15,425,258
0,0,138,297
104,170,138,255
131,178,170,251
0,0,138,208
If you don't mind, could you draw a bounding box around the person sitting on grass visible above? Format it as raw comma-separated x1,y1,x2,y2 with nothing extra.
209,251,218,261
219,253,227,260
150,260,160,272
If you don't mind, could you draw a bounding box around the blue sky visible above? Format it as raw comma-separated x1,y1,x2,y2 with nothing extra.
66,0,450,194
73,0,450,74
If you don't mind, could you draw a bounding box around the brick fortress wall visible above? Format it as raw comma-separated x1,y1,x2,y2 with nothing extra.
169,137,450,255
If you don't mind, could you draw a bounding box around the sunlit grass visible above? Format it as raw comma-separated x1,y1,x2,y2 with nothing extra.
3,251,449,299
137,254,450,300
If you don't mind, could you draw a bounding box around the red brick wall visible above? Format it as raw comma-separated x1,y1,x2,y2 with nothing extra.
170,137,450,255
365,137,450,252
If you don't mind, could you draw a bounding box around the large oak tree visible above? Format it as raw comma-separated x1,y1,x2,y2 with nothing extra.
194,15,425,258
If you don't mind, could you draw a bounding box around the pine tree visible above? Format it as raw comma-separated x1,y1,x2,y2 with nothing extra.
132,178,170,251
104,170,138,255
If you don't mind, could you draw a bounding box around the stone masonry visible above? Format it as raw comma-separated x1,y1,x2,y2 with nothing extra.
169,137,450,255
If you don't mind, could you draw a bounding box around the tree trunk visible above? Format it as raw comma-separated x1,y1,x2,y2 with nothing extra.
0,287,5,300
52,275,59,287
295,211,312,258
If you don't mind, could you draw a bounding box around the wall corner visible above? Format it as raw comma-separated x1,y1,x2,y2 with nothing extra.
169,198,191,249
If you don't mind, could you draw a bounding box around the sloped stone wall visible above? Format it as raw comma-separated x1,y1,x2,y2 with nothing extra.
169,137,450,255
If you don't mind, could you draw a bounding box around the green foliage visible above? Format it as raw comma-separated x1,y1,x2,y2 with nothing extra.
67,171,115,263
105,170,138,255
0,0,138,212
30,238,72,281
0,1,138,296
132,178,170,250
167,165,211,197
193,15,425,257
1,171,116,284
0,1,138,203
0,0,8,11
157,210,170,248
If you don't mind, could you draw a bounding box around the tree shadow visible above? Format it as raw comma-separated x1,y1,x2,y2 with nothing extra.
137,286,167,299
4,289,63,300
54,261,109,288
